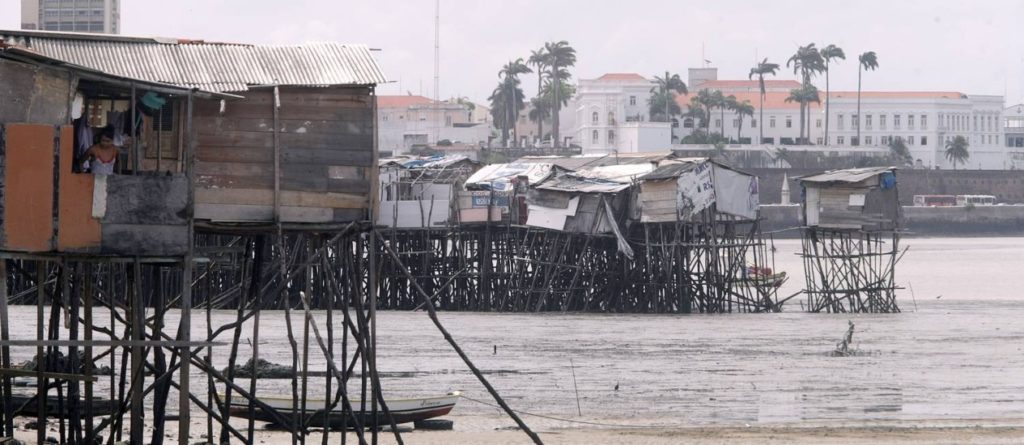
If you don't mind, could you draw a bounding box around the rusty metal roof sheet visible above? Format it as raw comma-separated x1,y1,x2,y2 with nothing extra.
795,166,897,184
0,30,387,92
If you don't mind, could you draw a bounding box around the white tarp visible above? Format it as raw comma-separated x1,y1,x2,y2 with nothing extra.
712,165,759,220
464,163,554,191
525,197,580,230
676,161,715,219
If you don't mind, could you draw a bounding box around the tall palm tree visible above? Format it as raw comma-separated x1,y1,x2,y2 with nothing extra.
527,97,551,143
787,44,825,143
498,58,532,147
819,44,845,145
732,100,755,143
785,85,820,145
749,58,780,144
544,41,576,148
708,90,726,135
720,94,737,138
695,89,717,128
944,135,970,169
650,71,688,122
527,47,549,143
856,51,879,147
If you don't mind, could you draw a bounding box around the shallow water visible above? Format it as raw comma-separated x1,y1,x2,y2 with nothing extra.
4,237,1024,432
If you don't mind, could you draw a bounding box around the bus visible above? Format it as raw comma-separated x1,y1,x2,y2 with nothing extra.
913,195,957,207
955,195,997,206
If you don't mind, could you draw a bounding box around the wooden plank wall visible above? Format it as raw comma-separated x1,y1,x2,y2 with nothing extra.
194,86,374,223
639,180,679,223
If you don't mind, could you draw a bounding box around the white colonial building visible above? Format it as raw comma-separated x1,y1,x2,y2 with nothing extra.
377,95,491,155
1003,104,1024,169
569,73,672,154
672,68,1008,169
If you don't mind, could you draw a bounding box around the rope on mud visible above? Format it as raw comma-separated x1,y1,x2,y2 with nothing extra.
458,394,670,429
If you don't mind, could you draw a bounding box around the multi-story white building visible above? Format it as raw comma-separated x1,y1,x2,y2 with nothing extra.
21,0,120,34
672,68,1008,169
377,95,490,155
570,73,672,154
1005,104,1024,169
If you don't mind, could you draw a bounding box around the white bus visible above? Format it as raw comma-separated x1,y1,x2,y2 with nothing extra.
955,195,997,206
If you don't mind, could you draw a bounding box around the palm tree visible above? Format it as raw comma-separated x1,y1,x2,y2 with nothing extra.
787,44,825,143
856,51,879,147
527,97,551,143
498,58,532,146
732,100,755,143
544,41,576,148
527,47,549,143
944,135,970,169
708,90,726,135
888,138,912,165
785,85,820,145
819,44,845,145
749,58,780,144
720,94,737,138
649,71,688,123
694,90,717,128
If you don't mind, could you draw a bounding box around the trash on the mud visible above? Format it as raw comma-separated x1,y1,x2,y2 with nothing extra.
224,358,294,378
831,321,857,357
16,351,113,376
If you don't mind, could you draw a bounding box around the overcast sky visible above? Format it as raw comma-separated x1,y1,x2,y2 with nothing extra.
2,0,1022,105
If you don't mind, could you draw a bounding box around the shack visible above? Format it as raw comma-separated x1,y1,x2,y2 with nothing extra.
794,166,902,313
637,158,760,223
795,166,901,230
462,162,558,224
377,155,482,227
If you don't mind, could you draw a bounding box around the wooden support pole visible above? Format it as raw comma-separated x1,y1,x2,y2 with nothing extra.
0,260,12,436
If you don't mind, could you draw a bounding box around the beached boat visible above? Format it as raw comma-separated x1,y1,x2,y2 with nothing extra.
222,391,460,429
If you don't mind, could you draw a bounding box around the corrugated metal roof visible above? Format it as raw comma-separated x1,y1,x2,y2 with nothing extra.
0,30,387,92
535,175,632,194
796,167,897,184
516,152,674,170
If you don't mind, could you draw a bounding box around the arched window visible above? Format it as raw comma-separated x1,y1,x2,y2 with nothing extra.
591,129,599,144
592,111,599,124
683,118,694,129
608,130,615,144
607,111,615,125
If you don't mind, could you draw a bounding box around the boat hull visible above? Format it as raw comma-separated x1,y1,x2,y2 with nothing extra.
223,392,459,429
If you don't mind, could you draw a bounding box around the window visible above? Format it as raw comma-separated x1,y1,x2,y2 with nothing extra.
880,114,887,130
629,96,636,106
770,117,776,128
973,115,978,132
608,111,615,125
816,119,822,128
921,136,928,145
683,118,694,128
921,114,927,130
608,130,615,144
837,114,844,130
852,114,859,129
592,111,599,124
785,116,792,128
591,130,599,144
907,136,914,145
865,135,873,145
865,115,872,130
751,119,757,128
908,115,915,130
715,119,721,128
445,115,452,127
817,137,823,145
837,136,845,145
894,114,901,129
881,136,890,145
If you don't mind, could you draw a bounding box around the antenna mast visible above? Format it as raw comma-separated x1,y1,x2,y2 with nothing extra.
434,0,440,146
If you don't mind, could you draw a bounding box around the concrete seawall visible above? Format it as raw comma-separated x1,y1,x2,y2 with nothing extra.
760,204,1024,236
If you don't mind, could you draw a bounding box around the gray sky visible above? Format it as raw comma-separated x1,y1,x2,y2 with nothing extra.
3,0,1022,105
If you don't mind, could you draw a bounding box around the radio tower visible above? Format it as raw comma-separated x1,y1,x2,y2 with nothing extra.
433,0,440,146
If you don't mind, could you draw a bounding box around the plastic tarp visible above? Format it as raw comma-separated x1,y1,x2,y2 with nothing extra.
712,165,759,220
464,162,554,191
525,197,579,230
676,161,716,219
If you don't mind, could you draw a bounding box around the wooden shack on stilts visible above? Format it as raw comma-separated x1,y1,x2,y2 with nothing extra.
795,166,903,313
0,31,396,444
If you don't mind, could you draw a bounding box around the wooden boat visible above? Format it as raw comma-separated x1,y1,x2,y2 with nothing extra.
738,266,788,288
222,391,460,429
